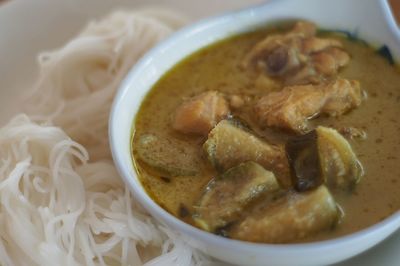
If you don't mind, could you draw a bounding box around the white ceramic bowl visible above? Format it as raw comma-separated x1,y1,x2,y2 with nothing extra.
109,0,400,265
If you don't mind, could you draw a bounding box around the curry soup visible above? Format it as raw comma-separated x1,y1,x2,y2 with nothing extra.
132,22,400,243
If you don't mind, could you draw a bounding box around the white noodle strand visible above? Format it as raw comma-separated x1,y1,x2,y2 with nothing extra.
0,8,215,266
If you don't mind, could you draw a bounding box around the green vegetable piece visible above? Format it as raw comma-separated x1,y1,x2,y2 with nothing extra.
231,186,338,243
203,120,291,187
135,134,201,177
286,126,363,192
193,161,280,232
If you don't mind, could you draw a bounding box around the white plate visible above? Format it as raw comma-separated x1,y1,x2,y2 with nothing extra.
0,0,399,265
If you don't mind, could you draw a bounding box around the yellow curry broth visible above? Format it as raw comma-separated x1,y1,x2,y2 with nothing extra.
133,26,400,242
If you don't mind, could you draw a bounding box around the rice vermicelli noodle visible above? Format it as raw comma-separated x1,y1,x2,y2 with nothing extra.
0,8,212,266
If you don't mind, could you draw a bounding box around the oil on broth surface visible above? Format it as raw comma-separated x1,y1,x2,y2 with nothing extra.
133,26,400,242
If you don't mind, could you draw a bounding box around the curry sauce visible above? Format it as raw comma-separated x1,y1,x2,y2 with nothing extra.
132,23,400,243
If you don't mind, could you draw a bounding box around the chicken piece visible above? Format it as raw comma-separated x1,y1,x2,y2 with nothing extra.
285,47,350,85
241,21,316,73
301,37,342,54
291,21,317,37
203,120,291,187
172,91,229,136
283,64,320,85
255,84,325,133
230,186,338,243
284,47,350,85
194,162,280,232
228,95,246,109
254,74,282,91
255,79,362,133
135,134,201,177
286,126,363,191
242,35,303,76
312,47,350,76
322,79,362,116
242,21,350,85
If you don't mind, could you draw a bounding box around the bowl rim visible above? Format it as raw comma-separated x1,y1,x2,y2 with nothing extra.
109,0,400,261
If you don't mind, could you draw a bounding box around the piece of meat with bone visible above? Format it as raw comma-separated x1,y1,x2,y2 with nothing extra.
311,47,350,76
242,21,317,71
203,120,291,187
290,21,317,37
255,79,362,133
322,79,362,116
172,91,229,136
255,83,325,133
242,35,303,77
284,47,350,85
230,185,338,243
301,37,342,54
242,21,350,85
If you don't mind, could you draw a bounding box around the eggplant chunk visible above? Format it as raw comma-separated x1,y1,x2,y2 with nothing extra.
286,126,363,191
135,134,201,177
194,162,280,232
230,186,338,243
317,126,363,190
203,120,291,187
286,130,322,191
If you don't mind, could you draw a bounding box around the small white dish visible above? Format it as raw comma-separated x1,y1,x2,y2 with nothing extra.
109,0,400,265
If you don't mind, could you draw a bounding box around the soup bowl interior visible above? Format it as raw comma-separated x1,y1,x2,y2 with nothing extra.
109,0,400,265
